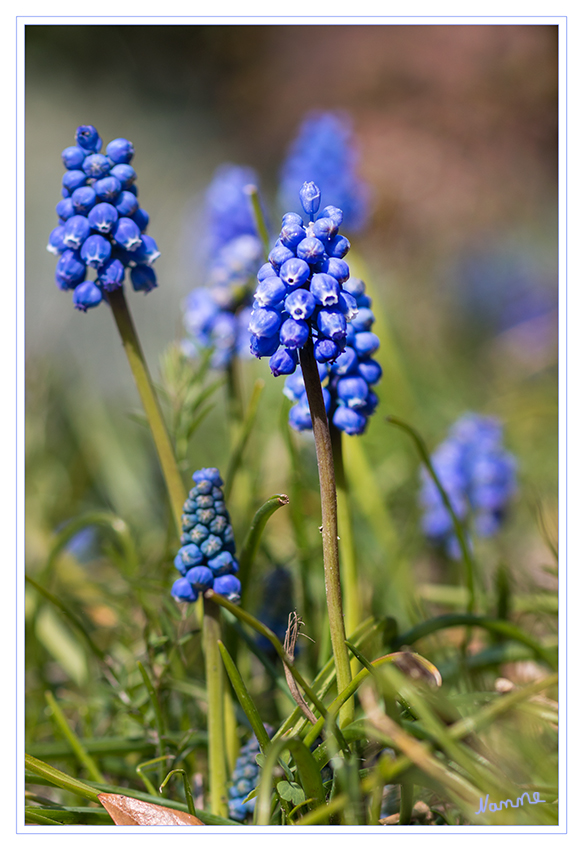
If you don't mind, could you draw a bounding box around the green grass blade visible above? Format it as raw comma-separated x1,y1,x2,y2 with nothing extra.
386,415,477,613
25,754,101,802
224,378,264,499
44,691,105,783
395,614,557,669
218,640,271,750
238,493,290,596
25,574,105,662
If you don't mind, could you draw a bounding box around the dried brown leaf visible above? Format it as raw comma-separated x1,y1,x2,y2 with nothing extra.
98,793,203,826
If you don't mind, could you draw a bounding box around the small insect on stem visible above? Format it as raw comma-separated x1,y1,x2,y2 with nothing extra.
283,611,317,725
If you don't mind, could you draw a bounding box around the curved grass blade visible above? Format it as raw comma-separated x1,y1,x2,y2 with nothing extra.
159,769,198,817
25,574,105,663
206,591,349,755
218,640,271,750
386,415,477,613
238,493,290,595
44,691,105,783
40,511,139,584
395,614,557,669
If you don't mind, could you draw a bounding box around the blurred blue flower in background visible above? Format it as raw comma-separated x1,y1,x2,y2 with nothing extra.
182,165,265,369
255,566,295,659
447,241,557,369
419,413,517,559
279,111,370,232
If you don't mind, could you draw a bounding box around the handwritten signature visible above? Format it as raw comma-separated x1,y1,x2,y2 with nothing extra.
475,791,546,814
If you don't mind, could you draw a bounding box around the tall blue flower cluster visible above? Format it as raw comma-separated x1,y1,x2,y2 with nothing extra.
419,414,517,558
170,468,241,604
47,125,159,312
183,165,264,369
248,181,381,435
249,181,356,368
227,732,267,821
279,111,370,232
283,276,381,436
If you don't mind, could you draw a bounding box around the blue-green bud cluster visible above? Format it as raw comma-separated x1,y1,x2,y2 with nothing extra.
228,732,267,821
171,468,241,604
48,124,159,312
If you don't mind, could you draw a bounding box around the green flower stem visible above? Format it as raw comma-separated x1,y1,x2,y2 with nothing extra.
137,662,167,785
203,598,228,817
330,424,360,673
108,287,186,533
108,289,230,817
399,782,414,824
245,184,270,259
226,359,244,426
386,415,476,613
159,769,197,817
299,341,353,727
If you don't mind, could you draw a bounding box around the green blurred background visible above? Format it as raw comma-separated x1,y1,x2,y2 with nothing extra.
26,23,558,692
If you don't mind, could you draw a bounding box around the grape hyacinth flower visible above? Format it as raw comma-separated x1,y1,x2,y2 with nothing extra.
47,124,159,311
419,414,517,559
170,468,241,604
249,182,380,435
227,732,268,821
283,276,381,436
279,111,370,232
183,165,265,369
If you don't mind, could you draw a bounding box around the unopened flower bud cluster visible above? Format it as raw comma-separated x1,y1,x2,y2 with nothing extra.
171,468,241,604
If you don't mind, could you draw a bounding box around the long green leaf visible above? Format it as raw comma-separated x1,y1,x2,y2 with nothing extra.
386,415,477,613
24,770,241,826
44,691,104,783
395,614,557,669
25,806,113,825
25,754,101,802
238,493,290,595
207,592,349,755
218,641,271,751
25,574,105,662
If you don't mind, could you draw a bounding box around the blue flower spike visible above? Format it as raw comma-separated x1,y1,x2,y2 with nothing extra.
171,467,241,605
419,413,517,559
279,111,370,232
48,125,159,311
250,184,381,436
227,733,269,821
182,164,265,370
